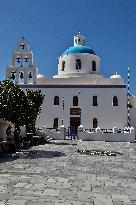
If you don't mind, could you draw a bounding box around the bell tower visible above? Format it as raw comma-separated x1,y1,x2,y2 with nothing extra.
6,37,37,84
74,32,85,46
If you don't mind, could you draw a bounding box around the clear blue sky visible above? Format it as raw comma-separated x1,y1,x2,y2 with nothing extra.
0,0,136,94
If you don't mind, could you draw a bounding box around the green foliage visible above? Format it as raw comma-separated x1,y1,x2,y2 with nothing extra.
26,90,44,133
0,80,44,134
0,80,28,128
27,90,44,117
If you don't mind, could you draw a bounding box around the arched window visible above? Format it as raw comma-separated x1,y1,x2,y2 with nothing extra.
92,61,96,71
61,61,65,71
28,72,32,79
76,59,81,69
93,118,98,128
53,118,58,129
54,96,59,105
112,96,118,106
93,96,98,106
20,72,24,79
73,96,78,106
16,57,21,67
24,57,29,67
11,71,16,80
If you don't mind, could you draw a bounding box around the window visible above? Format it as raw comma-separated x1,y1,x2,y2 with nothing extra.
11,71,16,80
128,104,132,108
112,96,118,106
73,96,78,106
20,44,25,50
53,118,58,129
92,61,96,71
28,72,32,79
76,59,81,69
93,96,98,106
54,96,59,105
61,61,65,71
24,57,29,67
93,118,98,128
20,72,24,79
16,57,21,67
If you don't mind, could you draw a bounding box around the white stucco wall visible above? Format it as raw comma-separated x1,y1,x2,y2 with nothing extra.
22,85,127,130
37,75,124,85
130,108,136,129
57,53,100,77
129,96,136,129
78,130,135,142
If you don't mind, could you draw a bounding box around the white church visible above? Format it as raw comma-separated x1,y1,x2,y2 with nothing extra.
5,33,136,141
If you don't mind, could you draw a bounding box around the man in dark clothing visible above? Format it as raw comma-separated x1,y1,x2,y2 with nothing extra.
6,125,16,154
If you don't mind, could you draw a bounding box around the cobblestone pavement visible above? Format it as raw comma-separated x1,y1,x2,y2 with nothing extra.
0,140,136,205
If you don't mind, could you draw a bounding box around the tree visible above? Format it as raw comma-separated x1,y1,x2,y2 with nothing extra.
0,80,28,130
0,80,44,140
26,90,44,134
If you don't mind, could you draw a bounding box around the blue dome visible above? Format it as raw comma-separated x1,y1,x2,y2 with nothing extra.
63,45,95,55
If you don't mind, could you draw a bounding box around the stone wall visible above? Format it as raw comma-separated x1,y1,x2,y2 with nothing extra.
43,125,66,140
78,126,135,142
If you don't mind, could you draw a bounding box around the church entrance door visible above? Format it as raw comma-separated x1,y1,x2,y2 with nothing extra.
70,117,80,135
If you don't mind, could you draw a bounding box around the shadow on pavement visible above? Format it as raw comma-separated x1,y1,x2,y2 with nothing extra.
51,141,77,146
17,150,66,159
0,154,17,163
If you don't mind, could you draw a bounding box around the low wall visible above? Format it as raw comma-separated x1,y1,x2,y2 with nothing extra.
47,131,64,140
78,127,135,142
42,125,66,140
41,125,135,142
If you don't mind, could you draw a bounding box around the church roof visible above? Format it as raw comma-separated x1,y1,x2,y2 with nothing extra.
110,72,122,79
63,45,96,55
37,74,46,78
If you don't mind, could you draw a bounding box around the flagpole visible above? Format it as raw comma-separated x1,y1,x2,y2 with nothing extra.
127,67,130,127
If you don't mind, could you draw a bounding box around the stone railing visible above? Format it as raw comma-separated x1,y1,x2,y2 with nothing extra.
78,126,135,142
42,125,66,140
40,125,135,142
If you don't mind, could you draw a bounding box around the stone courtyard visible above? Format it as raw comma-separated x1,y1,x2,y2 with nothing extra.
0,140,136,205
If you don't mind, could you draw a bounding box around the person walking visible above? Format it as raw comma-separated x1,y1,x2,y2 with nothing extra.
6,125,16,154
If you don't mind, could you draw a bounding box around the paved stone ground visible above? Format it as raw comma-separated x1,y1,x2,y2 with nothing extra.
0,140,136,205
